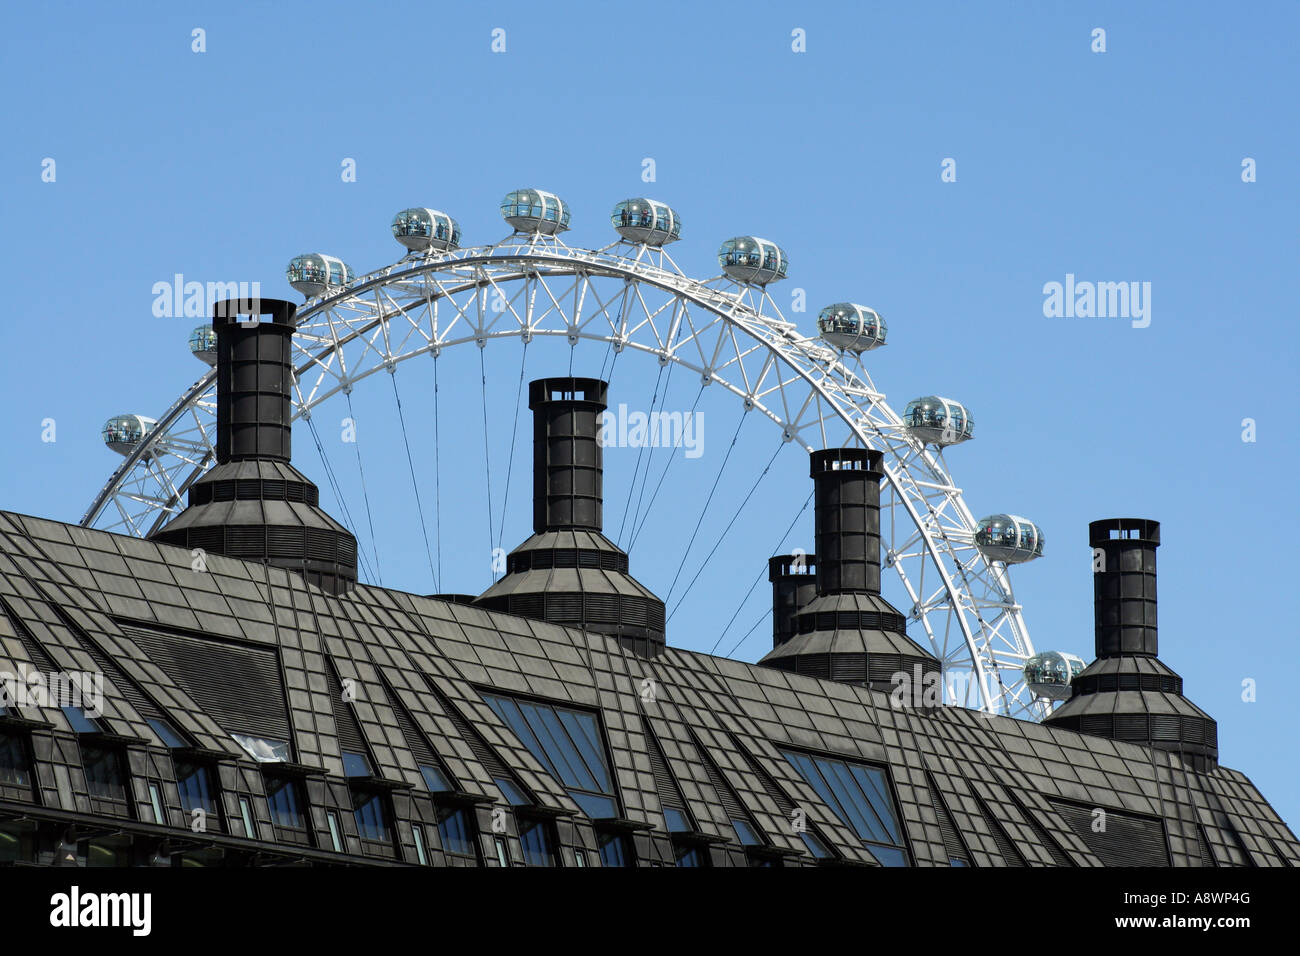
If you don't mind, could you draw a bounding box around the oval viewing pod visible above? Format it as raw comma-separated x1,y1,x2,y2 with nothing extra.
1023,651,1086,701
718,236,788,285
189,326,217,366
904,396,973,446
611,198,681,246
501,189,571,235
391,208,461,252
817,303,886,352
974,514,1044,564
286,254,354,298
102,414,157,456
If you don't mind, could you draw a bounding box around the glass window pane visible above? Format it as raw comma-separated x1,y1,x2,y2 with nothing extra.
848,764,901,844
231,732,290,763
342,751,371,778
62,706,99,734
413,824,429,865
147,718,185,749
557,709,611,791
420,764,452,792
519,819,553,867
868,844,909,867
0,735,30,787
525,702,594,791
437,805,474,856
266,776,305,829
598,831,629,867
353,791,390,842
148,783,165,824
494,776,528,806
821,758,884,843
485,696,559,780
731,818,761,846
675,844,704,867
800,831,831,859
483,693,618,818
568,790,616,819
663,807,689,833
782,749,908,864
176,762,216,815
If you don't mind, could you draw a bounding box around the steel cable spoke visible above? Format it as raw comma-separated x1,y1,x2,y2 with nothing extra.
496,340,529,555
668,437,786,622
629,382,705,551
304,414,376,585
389,371,438,592
615,363,664,544
432,352,443,591
664,405,747,606
625,358,678,545
711,490,813,655
343,390,382,586
479,347,496,582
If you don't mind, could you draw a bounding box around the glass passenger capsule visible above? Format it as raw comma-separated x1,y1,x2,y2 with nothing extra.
718,236,788,285
391,207,461,252
817,303,886,352
974,514,1044,563
286,254,354,298
500,189,570,235
189,326,217,366
102,414,157,456
1023,651,1086,701
903,396,973,446
611,198,681,246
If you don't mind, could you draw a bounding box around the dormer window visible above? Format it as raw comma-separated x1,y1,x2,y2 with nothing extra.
482,693,620,820
175,759,221,833
781,749,910,866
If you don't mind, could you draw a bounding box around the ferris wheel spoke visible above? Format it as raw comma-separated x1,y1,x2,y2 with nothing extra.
615,362,666,545
713,490,814,657
625,357,680,542
496,341,530,558
628,383,705,553
663,405,748,606
302,413,376,586
667,435,786,624
388,370,438,593
477,348,496,585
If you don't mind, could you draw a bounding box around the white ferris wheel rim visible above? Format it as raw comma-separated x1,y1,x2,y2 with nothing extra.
80,231,1045,719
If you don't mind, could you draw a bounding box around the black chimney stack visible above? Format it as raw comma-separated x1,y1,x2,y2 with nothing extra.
769,554,817,648
759,448,938,690
151,298,358,594
811,449,881,594
1091,517,1160,657
530,377,606,533
1045,519,1217,767
214,297,295,464
476,376,666,655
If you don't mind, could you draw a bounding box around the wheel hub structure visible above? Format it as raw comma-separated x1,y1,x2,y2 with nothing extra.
82,228,1047,719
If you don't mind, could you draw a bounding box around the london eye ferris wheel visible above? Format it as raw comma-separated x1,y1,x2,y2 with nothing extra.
86,188,1067,719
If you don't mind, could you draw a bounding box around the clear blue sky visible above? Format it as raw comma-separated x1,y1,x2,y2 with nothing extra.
3,2,1297,827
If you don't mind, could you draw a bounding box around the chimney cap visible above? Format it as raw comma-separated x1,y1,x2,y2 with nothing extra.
809,447,882,478
769,553,816,580
1089,518,1160,547
211,297,296,328
528,377,608,410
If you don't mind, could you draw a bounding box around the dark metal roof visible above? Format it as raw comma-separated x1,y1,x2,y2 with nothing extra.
0,509,1294,867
